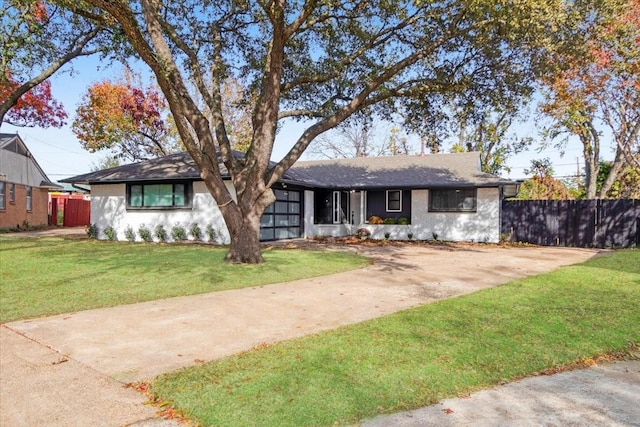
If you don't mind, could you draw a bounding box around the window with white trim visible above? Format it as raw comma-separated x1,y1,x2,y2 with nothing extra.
429,188,476,212
386,190,402,212
0,182,5,210
9,183,15,203
26,186,32,211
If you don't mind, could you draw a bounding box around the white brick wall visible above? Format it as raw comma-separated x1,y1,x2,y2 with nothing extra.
90,181,231,243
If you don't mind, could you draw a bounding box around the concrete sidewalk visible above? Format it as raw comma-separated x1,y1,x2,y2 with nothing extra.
2,243,634,426
364,359,640,427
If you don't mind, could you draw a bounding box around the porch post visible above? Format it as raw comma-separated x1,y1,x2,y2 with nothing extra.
360,190,366,224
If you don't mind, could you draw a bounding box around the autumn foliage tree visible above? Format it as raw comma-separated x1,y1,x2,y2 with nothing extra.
0,0,113,128
515,158,574,200
73,80,180,161
67,0,567,263
540,0,640,199
0,77,67,127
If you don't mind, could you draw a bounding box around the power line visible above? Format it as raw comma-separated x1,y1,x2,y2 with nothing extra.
20,132,90,157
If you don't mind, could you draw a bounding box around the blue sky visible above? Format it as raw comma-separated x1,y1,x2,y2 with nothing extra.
3,55,603,183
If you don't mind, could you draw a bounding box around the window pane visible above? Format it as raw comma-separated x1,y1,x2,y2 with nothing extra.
314,190,333,224
275,201,288,213
130,185,143,207
288,227,300,238
275,228,290,239
288,202,300,214
275,214,289,226
288,191,300,202
260,228,275,241
289,215,300,226
0,183,5,210
9,183,15,202
174,184,186,206
260,214,273,226
264,203,274,213
274,189,288,200
430,188,476,212
387,190,401,211
26,186,32,211
144,184,173,207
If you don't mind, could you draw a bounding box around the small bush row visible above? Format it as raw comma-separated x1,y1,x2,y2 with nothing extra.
367,215,409,225
87,223,220,244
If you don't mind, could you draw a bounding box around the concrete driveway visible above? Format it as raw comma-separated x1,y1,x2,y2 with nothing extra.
2,241,633,426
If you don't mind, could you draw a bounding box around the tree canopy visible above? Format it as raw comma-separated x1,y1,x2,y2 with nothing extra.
0,0,116,127
73,78,180,161
539,0,640,198
56,0,567,262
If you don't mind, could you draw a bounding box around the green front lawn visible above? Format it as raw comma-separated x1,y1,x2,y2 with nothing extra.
151,249,640,427
0,237,369,323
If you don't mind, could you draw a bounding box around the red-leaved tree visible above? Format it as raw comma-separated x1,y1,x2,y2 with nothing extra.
1,0,114,128
73,79,180,161
1,75,67,127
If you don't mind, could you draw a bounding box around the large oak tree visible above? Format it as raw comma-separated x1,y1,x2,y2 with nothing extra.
65,0,564,263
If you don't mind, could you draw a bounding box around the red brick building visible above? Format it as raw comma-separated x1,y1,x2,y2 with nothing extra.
0,133,61,230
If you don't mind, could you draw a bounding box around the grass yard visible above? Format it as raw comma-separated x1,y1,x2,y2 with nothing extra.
0,236,369,323
150,249,640,427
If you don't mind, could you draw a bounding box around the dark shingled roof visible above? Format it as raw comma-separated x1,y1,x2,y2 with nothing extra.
61,151,513,188
61,152,203,184
290,152,513,189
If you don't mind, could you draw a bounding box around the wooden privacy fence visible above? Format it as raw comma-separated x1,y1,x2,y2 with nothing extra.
50,197,91,227
502,199,640,248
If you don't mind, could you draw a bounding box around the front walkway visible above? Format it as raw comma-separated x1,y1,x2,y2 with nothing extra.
1,244,604,426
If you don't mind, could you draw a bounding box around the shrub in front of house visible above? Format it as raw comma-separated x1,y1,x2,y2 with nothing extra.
383,217,396,224
138,224,153,242
206,224,218,243
368,215,383,224
190,223,203,241
104,226,117,241
154,224,168,242
86,224,98,239
171,224,187,242
397,217,409,225
124,226,136,242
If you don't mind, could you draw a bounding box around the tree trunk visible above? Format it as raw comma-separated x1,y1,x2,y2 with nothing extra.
225,218,264,263
218,189,275,264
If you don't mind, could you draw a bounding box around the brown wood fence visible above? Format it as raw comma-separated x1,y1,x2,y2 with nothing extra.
501,199,640,248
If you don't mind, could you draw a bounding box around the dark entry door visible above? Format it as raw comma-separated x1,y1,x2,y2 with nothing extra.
260,188,302,241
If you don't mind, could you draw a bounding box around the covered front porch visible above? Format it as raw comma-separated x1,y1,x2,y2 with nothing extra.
302,187,502,243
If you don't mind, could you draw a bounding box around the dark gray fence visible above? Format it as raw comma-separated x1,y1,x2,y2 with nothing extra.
502,199,640,248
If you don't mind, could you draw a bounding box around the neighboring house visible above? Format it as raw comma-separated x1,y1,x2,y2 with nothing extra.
61,151,517,243
0,133,61,229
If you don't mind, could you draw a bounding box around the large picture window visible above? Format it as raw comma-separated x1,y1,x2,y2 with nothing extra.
127,182,191,209
429,188,476,212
